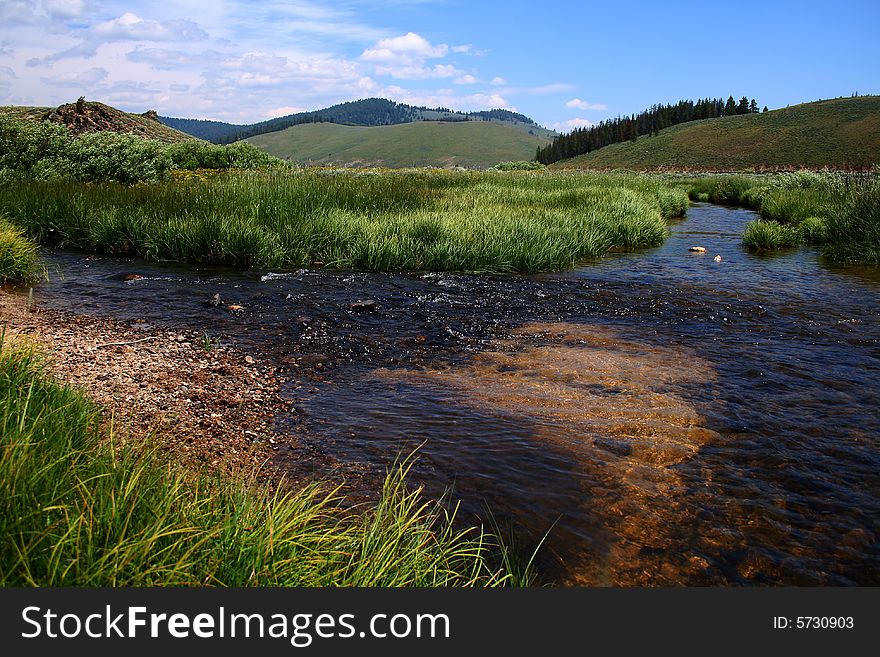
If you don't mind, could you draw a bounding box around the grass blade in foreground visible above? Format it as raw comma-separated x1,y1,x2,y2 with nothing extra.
0,337,528,587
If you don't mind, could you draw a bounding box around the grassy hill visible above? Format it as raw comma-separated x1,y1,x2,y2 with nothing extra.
1,101,194,143
246,120,553,168
163,98,557,144
553,96,880,171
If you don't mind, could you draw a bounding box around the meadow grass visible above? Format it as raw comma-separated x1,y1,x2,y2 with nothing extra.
0,336,529,586
0,216,40,283
0,170,688,273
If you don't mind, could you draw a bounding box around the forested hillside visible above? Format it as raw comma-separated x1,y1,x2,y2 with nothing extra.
551,96,880,171
536,95,761,164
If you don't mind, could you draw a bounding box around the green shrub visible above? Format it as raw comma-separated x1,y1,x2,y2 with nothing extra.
0,115,284,184
492,161,546,171
165,140,281,171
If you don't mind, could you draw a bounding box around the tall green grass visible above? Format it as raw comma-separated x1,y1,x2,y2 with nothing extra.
0,170,688,273
0,338,528,586
685,172,880,262
823,176,880,263
0,216,40,283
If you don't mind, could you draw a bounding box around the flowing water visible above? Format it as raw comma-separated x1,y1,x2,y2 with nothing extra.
32,204,880,585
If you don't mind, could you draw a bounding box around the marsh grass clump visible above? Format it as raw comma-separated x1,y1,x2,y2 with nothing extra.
0,216,40,283
799,216,827,245
823,176,880,263
0,338,527,586
0,170,687,273
742,219,803,250
686,175,758,206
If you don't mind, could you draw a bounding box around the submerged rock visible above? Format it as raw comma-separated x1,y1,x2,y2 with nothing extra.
350,299,377,313
206,293,222,307
689,246,706,253
714,255,722,262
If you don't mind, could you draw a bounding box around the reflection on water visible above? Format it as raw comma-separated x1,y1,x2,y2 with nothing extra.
33,204,880,585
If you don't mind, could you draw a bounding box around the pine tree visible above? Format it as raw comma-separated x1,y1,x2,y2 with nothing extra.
749,99,758,113
724,96,737,116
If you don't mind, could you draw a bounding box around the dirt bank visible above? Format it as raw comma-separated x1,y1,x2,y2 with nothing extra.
0,286,292,478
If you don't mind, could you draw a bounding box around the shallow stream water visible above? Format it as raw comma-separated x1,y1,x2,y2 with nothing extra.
33,204,880,585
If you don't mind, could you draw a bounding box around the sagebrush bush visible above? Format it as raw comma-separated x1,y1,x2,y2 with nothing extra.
0,115,284,183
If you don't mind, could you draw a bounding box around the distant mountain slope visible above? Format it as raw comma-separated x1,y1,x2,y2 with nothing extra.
161,97,556,143
552,96,880,171
1,101,194,143
246,120,553,168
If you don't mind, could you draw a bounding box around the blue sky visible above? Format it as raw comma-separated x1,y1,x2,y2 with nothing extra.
1,0,878,130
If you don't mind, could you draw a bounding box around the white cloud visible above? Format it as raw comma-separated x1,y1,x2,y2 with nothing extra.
263,105,307,118
566,98,607,110
126,46,198,70
92,13,207,43
43,0,86,19
361,32,473,81
361,32,448,62
27,12,209,66
40,66,108,87
1,3,566,124
380,85,512,112
552,117,594,132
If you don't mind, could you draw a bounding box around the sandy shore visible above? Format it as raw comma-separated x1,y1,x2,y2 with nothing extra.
0,286,291,478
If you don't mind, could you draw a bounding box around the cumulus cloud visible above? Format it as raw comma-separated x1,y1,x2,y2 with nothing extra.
361,32,474,80
30,12,208,65
566,98,607,110
553,117,594,132
361,32,448,61
489,76,507,86
455,74,477,85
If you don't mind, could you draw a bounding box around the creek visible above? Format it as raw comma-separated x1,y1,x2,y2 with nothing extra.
34,204,880,585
